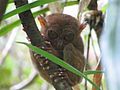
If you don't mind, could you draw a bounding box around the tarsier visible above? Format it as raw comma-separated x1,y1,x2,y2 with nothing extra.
30,13,86,90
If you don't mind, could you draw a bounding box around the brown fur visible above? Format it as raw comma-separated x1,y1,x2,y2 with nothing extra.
31,14,85,89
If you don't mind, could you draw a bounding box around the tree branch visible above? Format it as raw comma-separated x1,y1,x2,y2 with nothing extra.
0,0,8,22
14,0,44,46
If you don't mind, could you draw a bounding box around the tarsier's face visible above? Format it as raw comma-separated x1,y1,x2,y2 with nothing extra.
47,25,75,50
45,14,80,50
38,14,85,51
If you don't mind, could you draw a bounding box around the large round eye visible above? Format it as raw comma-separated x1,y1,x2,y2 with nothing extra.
48,30,58,39
64,32,74,42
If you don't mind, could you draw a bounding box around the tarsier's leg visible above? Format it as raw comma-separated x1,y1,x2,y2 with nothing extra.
64,43,85,89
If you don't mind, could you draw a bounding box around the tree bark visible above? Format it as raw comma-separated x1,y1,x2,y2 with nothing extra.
14,0,44,46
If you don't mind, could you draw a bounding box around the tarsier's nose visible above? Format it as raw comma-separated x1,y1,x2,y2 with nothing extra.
56,40,64,50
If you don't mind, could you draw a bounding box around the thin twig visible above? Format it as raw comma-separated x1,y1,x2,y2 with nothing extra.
85,26,92,90
10,70,38,90
91,35,99,62
0,29,18,66
91,30,102,90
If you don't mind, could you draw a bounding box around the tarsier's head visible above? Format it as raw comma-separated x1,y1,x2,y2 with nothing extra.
38,13,85,50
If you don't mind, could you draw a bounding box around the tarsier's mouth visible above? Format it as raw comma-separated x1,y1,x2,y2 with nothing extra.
51,43,64,51
54,47,64,51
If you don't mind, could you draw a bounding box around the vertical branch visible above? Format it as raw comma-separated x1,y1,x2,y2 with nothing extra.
14,0,44,46
0,0,8,22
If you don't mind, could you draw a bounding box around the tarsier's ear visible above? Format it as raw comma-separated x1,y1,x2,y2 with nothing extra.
38,15,47,35
79,23,87,33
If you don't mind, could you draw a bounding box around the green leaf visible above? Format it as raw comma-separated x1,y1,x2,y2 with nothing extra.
65,1,78,6
0,20,20,36
3,0,56,20
8,0,13,4
84,70,103,75
17,42,100,90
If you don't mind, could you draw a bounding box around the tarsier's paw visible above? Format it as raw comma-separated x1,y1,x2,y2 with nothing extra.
82,10,103,27
82,10,104,38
